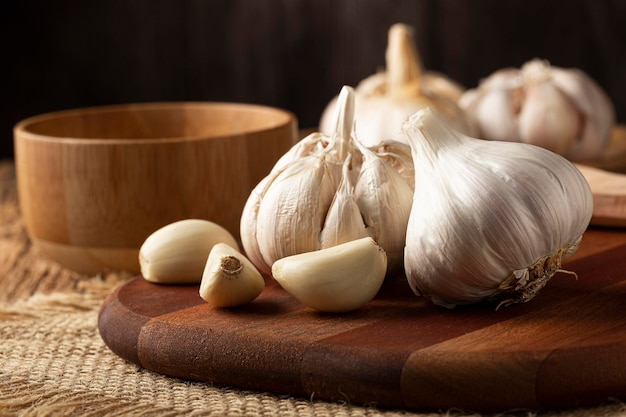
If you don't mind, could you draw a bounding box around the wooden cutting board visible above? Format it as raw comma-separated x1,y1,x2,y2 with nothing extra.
578,164,626,227
98,227,626,413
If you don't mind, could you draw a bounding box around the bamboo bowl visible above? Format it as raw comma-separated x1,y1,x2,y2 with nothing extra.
14,102,297,275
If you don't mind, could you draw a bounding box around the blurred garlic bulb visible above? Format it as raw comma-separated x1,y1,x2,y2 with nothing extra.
319,23,471,147
402,108,593,309
240,86,413,275
459,58,615,162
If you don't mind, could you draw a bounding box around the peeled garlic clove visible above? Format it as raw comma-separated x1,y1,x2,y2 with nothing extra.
200,243,265,307
402,108,593,309
139,219,239,284
271,237,387,313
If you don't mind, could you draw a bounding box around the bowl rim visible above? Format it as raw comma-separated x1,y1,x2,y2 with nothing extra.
13,101,296,145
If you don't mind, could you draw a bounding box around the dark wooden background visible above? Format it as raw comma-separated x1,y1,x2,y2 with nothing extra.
3,0,626,160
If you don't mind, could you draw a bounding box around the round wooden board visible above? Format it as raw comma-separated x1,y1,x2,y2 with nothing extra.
98,227,626,413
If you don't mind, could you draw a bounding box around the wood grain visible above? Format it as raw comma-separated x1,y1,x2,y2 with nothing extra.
578,164,626,227
13,103,297,274
98,227,626,412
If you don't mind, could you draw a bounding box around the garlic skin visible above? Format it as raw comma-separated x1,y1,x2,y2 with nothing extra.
139,219,239,284
240,85,413,275
402,108,593,309
200,243,265,307
319,23,471,147
459,58,615,162
271,237,387,313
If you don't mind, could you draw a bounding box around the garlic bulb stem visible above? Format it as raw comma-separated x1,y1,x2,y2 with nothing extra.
318,24,471,147
332,85,355,161
386,23,423,96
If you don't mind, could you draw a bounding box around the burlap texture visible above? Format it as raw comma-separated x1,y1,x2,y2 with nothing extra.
0,276,625,417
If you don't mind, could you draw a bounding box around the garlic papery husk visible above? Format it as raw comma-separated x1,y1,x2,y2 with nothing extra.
319,23,471,147
353,140,413,270
240,85,413,275
402,108,593,309
459,58,616,162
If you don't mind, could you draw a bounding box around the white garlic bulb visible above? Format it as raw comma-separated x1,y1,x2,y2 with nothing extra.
240,86,413,275
319,23,471,147
402,108,593,309
459,58,615,162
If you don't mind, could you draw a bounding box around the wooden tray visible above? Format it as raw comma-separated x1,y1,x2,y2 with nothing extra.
98,227,626,412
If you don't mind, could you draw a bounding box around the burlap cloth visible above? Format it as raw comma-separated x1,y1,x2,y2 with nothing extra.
2,160,626,417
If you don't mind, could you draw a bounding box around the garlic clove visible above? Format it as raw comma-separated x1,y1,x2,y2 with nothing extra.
550,67,615,161
466,88,519,142
139,219,239,284
240,132,333,275
354,141,413,272
320,154,369,248
254,153,334,269
271,237,387,313
199,243,265,307
518,81,580,155
402,108,593,308
239,176,273,275
370,140,415,190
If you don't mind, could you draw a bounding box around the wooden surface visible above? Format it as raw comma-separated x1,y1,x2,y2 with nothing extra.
13,102,297,275
99,226,626,412
578,164,626,227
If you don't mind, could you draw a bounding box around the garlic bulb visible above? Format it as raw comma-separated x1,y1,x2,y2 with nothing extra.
459,58,615,162
272,237,387,313
240,85,413,275
200,243,265,307
402,108,593,309
319,23,471,147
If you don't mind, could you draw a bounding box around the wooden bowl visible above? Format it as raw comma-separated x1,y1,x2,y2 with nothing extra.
14,102,297,275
